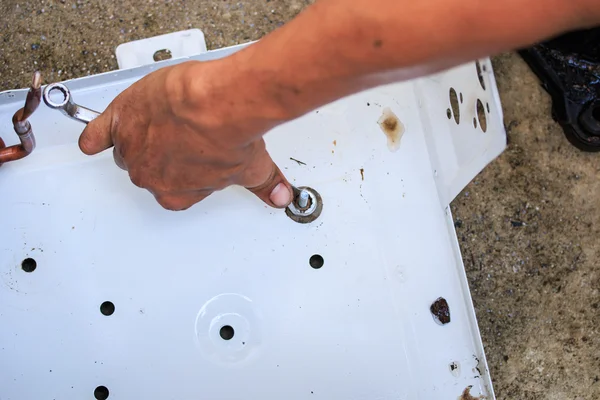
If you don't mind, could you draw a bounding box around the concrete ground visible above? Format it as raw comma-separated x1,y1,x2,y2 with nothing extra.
1,1,598,399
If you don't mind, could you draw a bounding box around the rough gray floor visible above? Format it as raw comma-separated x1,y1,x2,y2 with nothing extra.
1,1,599,399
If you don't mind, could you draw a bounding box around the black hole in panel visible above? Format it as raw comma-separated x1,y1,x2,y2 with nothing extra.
220,325,234,340
94,386,109,400
21,258,36,273
309,254,324,269
100,301,115,316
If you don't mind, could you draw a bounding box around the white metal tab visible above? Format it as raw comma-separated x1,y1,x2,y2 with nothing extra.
115,29,208,69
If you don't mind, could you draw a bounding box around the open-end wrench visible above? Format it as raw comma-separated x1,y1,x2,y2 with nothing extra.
42,83,100,124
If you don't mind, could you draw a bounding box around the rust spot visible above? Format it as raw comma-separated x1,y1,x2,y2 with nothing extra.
459,386,484,400
430,297,451,325
360,168,364,181
377,107,404,152
333,140,337,146
383,118,397,131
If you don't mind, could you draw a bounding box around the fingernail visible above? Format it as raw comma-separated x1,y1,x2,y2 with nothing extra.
270,183,292,207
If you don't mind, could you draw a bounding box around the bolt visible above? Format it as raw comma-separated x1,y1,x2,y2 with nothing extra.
297,189,310,208
286,186,323,224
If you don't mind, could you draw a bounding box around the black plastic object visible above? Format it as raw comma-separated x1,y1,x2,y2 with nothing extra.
519,28,600,152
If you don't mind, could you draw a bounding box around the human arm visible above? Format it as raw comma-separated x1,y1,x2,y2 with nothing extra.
79,0,600,210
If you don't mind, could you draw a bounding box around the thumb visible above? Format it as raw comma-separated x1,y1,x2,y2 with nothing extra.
243,147,293,209
79,110,114,155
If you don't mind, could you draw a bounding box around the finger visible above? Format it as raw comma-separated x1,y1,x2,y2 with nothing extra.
79,110,114,155
154,191,211,211
242,147,293,209
113,147,127,170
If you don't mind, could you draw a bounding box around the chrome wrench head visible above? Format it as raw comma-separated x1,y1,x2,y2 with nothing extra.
42,82,100,124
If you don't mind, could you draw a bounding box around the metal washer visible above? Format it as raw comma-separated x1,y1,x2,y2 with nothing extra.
285,186,323,224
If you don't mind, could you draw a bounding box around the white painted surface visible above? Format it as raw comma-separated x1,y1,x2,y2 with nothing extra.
0,41,504,400
417,59,506,207
115,29,208,69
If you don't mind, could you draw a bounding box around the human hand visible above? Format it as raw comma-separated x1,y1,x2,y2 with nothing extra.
78,59,294,211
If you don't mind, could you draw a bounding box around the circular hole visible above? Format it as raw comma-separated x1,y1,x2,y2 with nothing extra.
309,254,324,269
593,106,600,122
21,258,36,273
477,99,488,132
94,386,109,400
219,325,235,340
100,301,115,316
473,117,478,129
476,61,486,90
446,108,452,119
448,88,460,125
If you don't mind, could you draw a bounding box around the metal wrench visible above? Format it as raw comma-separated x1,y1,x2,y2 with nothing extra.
42,83,100,124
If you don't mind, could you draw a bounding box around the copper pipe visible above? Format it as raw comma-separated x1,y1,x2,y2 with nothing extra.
0,72,41,166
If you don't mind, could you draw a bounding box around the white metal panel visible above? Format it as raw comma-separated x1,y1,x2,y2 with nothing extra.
0,42,502,400
416,59,506,206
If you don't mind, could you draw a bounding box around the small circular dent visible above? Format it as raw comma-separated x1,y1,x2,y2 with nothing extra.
477,99,487,132
449,88,460,125
476,61,486,90
194,293,260,365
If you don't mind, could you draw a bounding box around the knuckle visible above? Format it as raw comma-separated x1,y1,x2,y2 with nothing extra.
151,178,170,194
245,163,278,191
128,170,147,188
155,196,185,211
251,139,267,154
229,160,249,182
112,148,127,170
158,200,178,211
114,141,128,160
